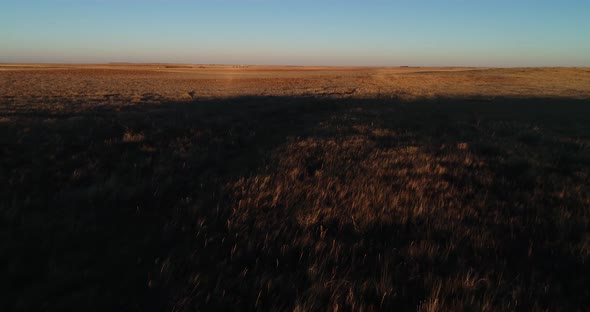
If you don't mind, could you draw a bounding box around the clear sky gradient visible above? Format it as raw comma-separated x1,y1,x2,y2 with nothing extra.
1,0,589,66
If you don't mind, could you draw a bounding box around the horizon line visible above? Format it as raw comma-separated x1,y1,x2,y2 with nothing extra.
1,62,589,69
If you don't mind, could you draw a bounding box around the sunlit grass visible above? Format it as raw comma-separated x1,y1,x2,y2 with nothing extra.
1,66,590,311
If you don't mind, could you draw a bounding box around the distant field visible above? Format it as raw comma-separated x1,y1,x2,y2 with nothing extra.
1,65,590,311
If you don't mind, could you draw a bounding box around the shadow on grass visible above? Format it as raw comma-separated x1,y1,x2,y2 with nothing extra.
1,95,590,311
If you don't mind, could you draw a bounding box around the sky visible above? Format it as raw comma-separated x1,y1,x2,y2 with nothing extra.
1,0,589,66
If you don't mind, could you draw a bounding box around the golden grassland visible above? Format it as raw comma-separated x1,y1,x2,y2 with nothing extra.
1,65,590,311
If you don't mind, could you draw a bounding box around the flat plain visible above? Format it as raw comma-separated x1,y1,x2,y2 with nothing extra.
2,65,590,311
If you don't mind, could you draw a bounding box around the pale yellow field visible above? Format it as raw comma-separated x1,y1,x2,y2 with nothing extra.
2,65,590,311
2,65,589,112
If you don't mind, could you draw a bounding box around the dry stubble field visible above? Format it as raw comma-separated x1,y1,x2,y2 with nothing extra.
1,65,590,311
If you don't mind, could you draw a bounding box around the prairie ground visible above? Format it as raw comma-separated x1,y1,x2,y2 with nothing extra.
1,65,590,311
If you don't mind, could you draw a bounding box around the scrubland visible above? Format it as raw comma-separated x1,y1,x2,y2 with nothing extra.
1,65,590,311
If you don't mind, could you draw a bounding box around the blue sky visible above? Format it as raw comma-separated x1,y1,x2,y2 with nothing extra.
1,0,589,66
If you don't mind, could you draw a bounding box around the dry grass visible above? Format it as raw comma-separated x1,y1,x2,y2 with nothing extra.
122,130,145,143
1,65,590,311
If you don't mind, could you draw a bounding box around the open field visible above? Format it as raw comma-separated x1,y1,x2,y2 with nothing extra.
2,65,590,311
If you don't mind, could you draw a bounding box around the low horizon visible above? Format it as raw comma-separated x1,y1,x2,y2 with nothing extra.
3,2,590,307
2,62,589,69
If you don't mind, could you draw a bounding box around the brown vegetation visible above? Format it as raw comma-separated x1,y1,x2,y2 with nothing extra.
1,65,590,311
